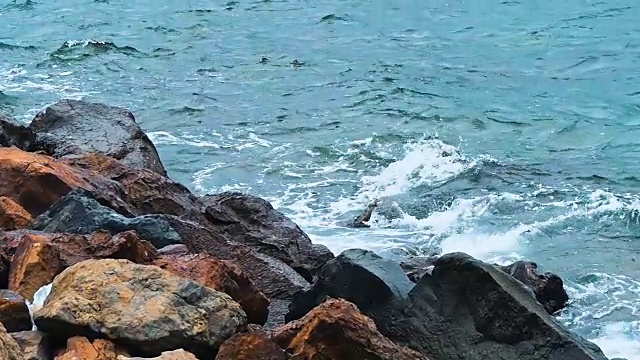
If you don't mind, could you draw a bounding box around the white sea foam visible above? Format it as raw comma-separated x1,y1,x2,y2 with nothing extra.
26,283,53,330
147,131,221,148
590,322,640,360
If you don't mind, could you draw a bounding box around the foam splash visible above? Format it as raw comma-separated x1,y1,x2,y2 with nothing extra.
26,283,53,330
589,322,640,360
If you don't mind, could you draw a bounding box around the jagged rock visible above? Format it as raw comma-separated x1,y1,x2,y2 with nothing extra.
351,200,378,228
117,349,198,360
399,255,439,283
499,260,569,314
0,245,10,289
8,231,157,300
11,331,50,360
202,192,334,282
264,299,290,332
29,99,166,176
286,250,607,360
0,196,33,230
0,322,23,360
153,253,269,325
0,290,32,332
275,298,428,360
30,189,182,248
216,329,288,360
34,259,247,358
54,336,118,360
0,112,35,150
0,147,134,217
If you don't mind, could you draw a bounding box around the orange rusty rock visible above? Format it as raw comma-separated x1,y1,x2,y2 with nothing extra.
55,336,117,360
153,253,269,325
0,196,33,230
216,330,288,360
272,298,430,360
9,234,63,300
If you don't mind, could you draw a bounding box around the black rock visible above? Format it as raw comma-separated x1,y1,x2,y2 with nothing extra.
499,260,569,315
0,113,35,150
287,250,608,360
30,188,182,248
202,192,334,282
28,99,166,176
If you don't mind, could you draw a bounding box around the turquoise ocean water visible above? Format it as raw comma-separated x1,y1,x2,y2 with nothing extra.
2,1,640,358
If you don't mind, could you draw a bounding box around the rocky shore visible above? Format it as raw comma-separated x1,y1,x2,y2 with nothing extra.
0,99,610,359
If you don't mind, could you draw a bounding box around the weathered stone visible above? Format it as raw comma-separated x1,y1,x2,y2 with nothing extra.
30,189,182,249
202,192,334,281
275,298,428,360
54,336,117,360
157,244,189,256
34,259,247,358
8,231,156,300
264,299,290,332
0,112,35,150
11,331,50,360
0,245,10,289
0,196,33,230
216,330,288,360
287,250,607,360
153,253,269,325
399,255,438,283
117,349,198,360
29,99,166,176
0,290,32,332
499,260,569,314
0,322,23,360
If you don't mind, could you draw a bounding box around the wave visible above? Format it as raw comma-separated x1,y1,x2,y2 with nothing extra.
48,40,146,62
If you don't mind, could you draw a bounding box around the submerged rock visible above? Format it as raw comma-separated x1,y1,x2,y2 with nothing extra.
215,329,288,360
0,290,32,332
275,298,428,360
287,249,607,360
350,200,378,228
0,112,35,150
0,322,23,360
10,331,50,360
34,259,247,357
29,99,166,176
153,253,269,325
202,192,334,281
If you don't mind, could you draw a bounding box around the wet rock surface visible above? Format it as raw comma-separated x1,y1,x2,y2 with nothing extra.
29,99,166,176
0,112,35,150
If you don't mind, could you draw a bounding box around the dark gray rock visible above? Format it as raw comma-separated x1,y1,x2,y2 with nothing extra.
10,331,50,360
400,255,439,282
499,260,569,315
28,99,166,176
30,188,182,248
202,192,334,282
286,250,608,360
351,200,378,228
0,113,35,150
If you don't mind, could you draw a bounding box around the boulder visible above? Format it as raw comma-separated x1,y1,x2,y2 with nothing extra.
399,255,438,283
0,322,23,360
0,289,32,332
0,196,33,230
153,253,269,325
0,245,9,288
34,259,247,357
54,336,118,360
499,260,569,314
29,99,166,176
0,147,134,217
286,250,607,360
117,349,198,360
30,189,182,248
11,331,50,360
202,192,334,281
216,329,288,360
8,231,156,300
0,112,35,150
274,298,428,360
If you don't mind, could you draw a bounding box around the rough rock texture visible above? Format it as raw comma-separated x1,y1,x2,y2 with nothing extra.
0,112,35,150
399,255,439,283
29,99,166,176
216,330,288,360
0,322,23,360
8,231,157,300
34,259,247,357
265,299,291,332
287,250,607,360
54,336,118,360
0,147,133,217
0,289,32,332
153,253,269,325
31,189,182,248
202,192,334,281
499,260,569,314
0,196,33,230
157,244,189,256
0,245,11,289
275,298,428,360
117,349,198,360
11,331,50,360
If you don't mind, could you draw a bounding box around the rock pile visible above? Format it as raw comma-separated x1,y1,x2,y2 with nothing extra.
0,100,608,360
